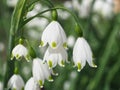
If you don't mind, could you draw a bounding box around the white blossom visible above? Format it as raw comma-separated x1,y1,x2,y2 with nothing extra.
40,21,67,49
0,42,5,52
93,0,104,14
25,77,41,90
7,74,25,90
93,0,114,19
73,37,97,72
79,0,93,18
0,82,3,90
43,46,68,69
101,2,113,19
32,58,53,88
11,44,29,61
67,35,75,48
7,0,18,7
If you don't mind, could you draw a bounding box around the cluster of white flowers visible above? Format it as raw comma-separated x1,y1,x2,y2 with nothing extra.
9,19,97,88
40,21,68,69
93,0,114,19
8,1,98,88
62,0,114,19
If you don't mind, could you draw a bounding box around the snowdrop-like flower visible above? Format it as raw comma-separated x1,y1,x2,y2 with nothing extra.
40,21,67,49
25,77,41,90
7,0,18,7
73,37,97,72
43,46,68,69
79,0,93,18
8,74,25,90
11,44,29,61
101,2,113,19
0,82,3,90
67,35,75,48
93,0,104,14
32,58,53,88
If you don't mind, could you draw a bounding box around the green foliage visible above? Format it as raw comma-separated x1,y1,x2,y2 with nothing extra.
0,0,120,90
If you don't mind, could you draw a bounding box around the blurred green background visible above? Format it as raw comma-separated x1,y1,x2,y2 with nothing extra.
0,0,120,90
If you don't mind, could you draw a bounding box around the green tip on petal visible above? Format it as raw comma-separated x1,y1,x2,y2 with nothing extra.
48,60,53,69
92,62,97,68
77,62,81,72
63,42,68,49
39,80,43,88
19,38,24,44
60,60,65,67
40,41,44,47
22,87,24,90
11,54,14,60
51,42,57,48
48,76,54,82
52,71,59,76
25,54,31,62
16,54,20,59
13,88,16,90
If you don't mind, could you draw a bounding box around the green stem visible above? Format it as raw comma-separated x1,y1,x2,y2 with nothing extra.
20,7,83,36
85,0,95,37
104,51,120,90
4,0,27,88
87,15,120,90
4,29,15,88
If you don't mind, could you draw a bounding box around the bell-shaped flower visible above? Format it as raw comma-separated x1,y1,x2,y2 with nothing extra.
43,46,68,69
73,37,97,72
7,74,25,90
11,44,29,61
25,77,41,90
40,21,67,49
32,58,53,88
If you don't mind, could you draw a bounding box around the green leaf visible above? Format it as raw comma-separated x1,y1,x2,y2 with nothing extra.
10,0,27,35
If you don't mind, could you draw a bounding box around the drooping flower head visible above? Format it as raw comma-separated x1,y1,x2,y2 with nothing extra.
43,46,68,69
73,37,97,72
32,58,54,88
40,21,67,49
7,74,25,90
11,39,29,61
25,77,41,90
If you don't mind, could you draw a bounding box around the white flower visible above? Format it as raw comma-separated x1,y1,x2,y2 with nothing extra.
101,2,113,19
7,0,18,7
40,21,67,49
8,74,25,90
93,0,104,14
43,46,68,69
67,35,75,48
25,77,41,90
32,58,53,88
0,82,3,90
11,44,29,61
73,37,97,72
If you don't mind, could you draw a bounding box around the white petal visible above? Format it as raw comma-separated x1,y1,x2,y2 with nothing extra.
73,38,87,71
32,58,45,87
47,54,58,68
43,46,68,68
25,77,41,90
82,38,97,67
12,44,28,60
41,21,67,49
8,74,24,90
